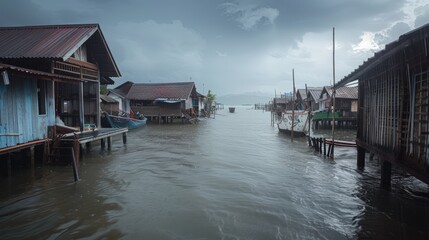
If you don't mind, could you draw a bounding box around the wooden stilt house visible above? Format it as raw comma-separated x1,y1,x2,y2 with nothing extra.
336,23,429,185
0,24,120,155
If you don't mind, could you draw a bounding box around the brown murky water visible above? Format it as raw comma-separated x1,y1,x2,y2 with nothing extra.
1,107,429,239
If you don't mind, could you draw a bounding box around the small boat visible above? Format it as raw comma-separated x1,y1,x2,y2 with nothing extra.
277,110,309,136
102,112,147,129
229,107,235,113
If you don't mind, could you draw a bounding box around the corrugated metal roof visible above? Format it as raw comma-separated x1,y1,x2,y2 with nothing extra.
322,86,358,99
0,24,97,59
307,88,323,102
126,82,196,100
0,24,120,77
100,94,118,103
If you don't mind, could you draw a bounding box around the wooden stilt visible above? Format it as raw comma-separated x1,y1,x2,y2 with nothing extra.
107,137,112,150
7,154,12,178
380,159,391,189
357,146,365,168
101,138,105,148
30,146,35,175
323,138,326,156
70,148,79,182
123,132,127,144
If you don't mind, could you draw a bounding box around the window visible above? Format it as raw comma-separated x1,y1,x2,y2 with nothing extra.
37,80,46,115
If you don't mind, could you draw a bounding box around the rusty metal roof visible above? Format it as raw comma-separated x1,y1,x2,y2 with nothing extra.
126,82,196,100
0,24,120,77
322,86,358,99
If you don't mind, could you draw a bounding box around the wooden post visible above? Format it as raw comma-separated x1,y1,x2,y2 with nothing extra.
123,132,127,144
323,138,326,156
319,138,323,153
380,159,391,189
30,146,35,173
291,69,296,142
70,148,79,182
101,138,105,148
107,137,112,150
7,153,12,178
78,81,84,132
331,27,336,159
357,146,365,168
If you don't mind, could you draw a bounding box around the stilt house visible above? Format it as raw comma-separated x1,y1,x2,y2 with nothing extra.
110,81,198,122
336,23,429,185
0,24,120,151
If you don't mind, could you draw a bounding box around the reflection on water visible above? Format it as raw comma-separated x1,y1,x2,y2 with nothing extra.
0,106,428,239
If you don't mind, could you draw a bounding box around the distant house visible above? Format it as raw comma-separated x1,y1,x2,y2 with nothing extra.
319,86,358,117
109,81,198,123
100,95,119,115
195,92,206,117
295,89,307,110
306,88,323,111
107,81,133,115
0,24,120,150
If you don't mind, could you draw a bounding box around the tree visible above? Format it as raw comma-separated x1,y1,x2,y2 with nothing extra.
206,90,216,117
100,84,108,95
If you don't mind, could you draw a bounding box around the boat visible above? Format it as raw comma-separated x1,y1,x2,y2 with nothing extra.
102,112,147,129
229,107,235,113
277,110,309,136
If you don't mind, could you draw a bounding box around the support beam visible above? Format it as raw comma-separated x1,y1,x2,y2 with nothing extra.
30,146,35,172
381,160,392,189
357,146,365,169
7,154,11,178
101,138,105,148
123,132,127,144
78,81,84,131
70,148,79,182
107,137,112,150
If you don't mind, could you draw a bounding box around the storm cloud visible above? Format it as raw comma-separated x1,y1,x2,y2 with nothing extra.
0,0,428,95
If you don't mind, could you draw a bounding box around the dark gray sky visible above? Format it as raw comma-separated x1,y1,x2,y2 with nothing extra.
1,0,429,95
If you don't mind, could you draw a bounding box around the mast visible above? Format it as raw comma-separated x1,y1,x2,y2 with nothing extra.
291,69,296,141
331,27,336,158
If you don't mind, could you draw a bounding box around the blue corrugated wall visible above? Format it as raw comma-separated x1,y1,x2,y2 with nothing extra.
0,76,55,148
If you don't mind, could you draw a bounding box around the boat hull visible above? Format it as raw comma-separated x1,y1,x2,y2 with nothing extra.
277,111,309,136
102,112,147,129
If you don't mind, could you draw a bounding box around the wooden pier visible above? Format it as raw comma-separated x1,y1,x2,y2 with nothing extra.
0,127,128,181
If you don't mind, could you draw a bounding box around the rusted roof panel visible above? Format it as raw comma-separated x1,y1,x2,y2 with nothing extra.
0,24,97,59
0,24,120,77
126,82,196,100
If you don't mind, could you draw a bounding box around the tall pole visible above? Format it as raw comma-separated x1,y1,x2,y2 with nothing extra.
331,27,336,158
306,83,310,139
291,69,296,142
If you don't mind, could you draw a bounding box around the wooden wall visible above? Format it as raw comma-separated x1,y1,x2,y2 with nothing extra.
358,28,429,174
0,76,54,148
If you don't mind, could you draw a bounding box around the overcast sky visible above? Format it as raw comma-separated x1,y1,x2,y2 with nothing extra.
2,0,429,95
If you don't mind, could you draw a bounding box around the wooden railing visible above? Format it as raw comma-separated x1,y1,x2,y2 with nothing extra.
52,59,99,81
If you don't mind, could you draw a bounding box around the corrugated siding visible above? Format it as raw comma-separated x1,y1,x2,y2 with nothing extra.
0,76,53,148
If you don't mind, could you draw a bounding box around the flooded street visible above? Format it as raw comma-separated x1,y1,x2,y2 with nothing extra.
1,107,429,239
